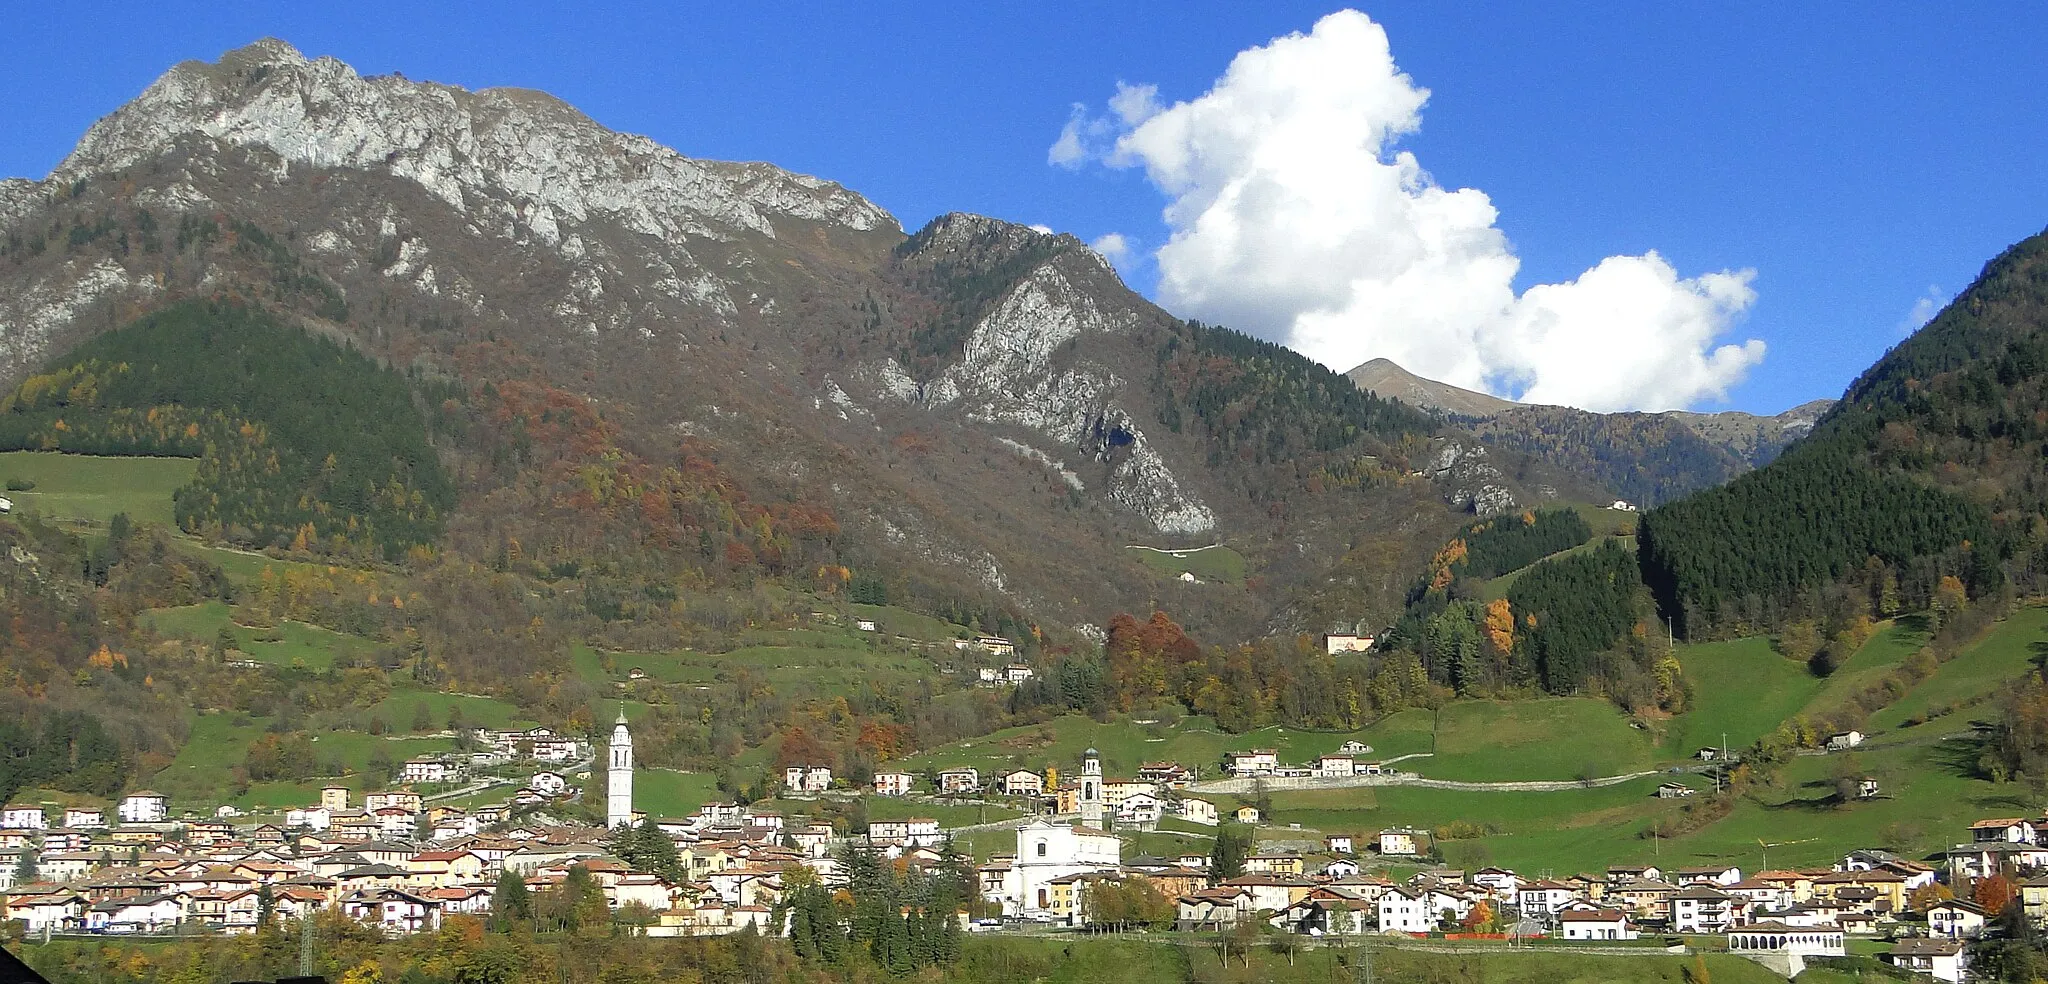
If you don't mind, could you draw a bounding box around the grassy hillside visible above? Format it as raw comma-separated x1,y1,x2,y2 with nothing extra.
1662,637,1824,756
1872,604,2048,731
143,600,378,671
0,451,195,525
633,767,724,818
1127,544,1248,583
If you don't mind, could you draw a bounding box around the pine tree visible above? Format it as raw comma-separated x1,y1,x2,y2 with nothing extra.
13,848,38,884
490,869,531,932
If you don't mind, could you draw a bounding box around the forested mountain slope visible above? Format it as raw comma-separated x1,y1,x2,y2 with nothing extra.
1640,227,2048,637
0,38,1605,653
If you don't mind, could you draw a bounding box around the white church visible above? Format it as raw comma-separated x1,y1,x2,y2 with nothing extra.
983,748,1123,917
607,708,636,829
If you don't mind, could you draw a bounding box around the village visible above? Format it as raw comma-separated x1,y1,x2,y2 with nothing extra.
0,715,2028,983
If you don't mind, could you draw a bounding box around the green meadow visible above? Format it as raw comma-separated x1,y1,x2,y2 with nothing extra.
0,451,195,525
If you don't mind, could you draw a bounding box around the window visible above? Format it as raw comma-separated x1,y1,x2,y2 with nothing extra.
1036,842,1047,857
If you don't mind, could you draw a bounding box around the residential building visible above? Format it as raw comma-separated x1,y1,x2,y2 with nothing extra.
117,791,169,824
1560,908,1636,941
321,786,350,811
1326,834,1354,855
62,807,105,828
0,804,46,829
1176,798,1218,826
1927,899,1989,939
530,771,568,797
996,769,1039,797
1518,880,1577,918
1224,750,1278,777
1826,731,1865,750
1116,792,1164,830
400,759,458,784
1376,887,1432,934
940,768,984,795
782,765,833,794
1883,938,1966,983
1234,805,1262,825
1671,884,1736,933
1323,634,1373,655
1378,827,1424,856
872,771,916,796
1243,853,1304,876
1973,817,2038,843
868,818,943,848
85,893,184,934
1137,762,1196,787
342,888,443,935
364,791,423,813
1177,886,1254,931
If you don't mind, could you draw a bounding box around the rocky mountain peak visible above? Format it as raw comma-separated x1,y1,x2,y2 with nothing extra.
48,38,897,248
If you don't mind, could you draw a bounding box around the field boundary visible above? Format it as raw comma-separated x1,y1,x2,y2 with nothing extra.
1189,764,1665,795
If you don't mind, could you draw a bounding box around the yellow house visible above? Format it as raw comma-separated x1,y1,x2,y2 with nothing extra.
1046,874,1088,924
1052,784,1082,815
1813,870,1908,912
1755,870,1817,902
2021,876,2048,925
404,850,487,888
1243,854,1303,876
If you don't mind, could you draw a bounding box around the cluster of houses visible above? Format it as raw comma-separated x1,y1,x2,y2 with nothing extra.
863,760,1251,832
0,792,964,939
10,738,2039,984
1222,743,1385,780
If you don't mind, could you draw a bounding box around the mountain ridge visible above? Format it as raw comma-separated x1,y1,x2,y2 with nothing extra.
1347,355,1833,505
0,39,1615,642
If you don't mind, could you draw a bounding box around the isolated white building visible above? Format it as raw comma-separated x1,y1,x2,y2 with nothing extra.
117,791,168,824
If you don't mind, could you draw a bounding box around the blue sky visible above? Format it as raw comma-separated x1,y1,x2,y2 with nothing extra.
3,2,2043,413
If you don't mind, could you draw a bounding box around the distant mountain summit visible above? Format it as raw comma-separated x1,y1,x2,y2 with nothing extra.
1345,356,1834,506
1345,358,1521,419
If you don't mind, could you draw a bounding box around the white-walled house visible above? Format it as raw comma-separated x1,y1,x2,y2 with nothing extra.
1376,887,1433,934
529,771,569,797
868,818,943,848
1927,900,1989,939
62,806,105,828
783,766,833,793
1671,884,1736,933
1177,798,1218,826
1116,792,1165,830
118,791,169,824
1560,908,1637,941
1,804,47,829
872,771,916,796
401,759,458,784
1884,938,1966,983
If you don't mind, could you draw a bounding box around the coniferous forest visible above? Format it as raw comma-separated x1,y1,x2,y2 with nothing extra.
0,299,455,559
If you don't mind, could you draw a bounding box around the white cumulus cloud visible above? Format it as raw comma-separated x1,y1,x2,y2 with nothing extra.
1053,9,1763,412
1090,232,1133,265
1899,285,1947,336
